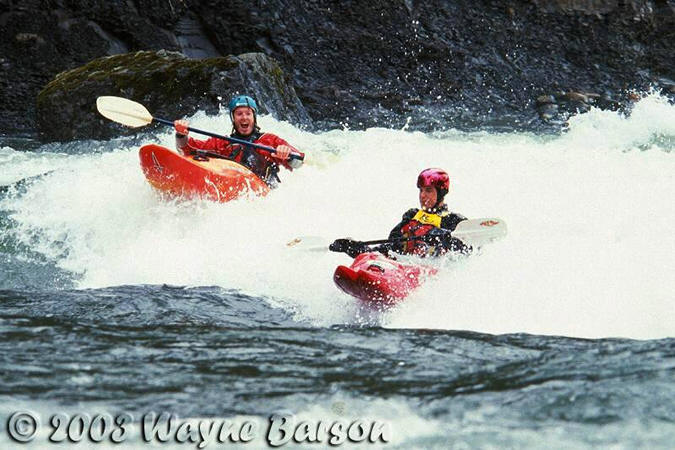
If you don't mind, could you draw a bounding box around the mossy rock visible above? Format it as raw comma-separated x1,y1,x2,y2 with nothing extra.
36,50,310,141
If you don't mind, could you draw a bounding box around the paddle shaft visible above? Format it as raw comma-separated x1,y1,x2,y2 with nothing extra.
361,237,399,246
153,117,303,161
332,234,448,254
325,218,505,255
355,218,506,247
359,234,446,248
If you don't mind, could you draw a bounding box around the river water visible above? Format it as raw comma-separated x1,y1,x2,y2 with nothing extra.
1,94,674,448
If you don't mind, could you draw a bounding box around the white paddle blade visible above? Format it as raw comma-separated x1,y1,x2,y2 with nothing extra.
453,217,507,248
286,236,329,252
96,96,153,128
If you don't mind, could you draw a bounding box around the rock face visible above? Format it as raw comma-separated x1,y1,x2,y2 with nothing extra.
35,50,309,141
2,0,674,138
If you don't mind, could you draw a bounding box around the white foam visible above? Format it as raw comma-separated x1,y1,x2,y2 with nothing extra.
1,94,673,338
0,146,72,186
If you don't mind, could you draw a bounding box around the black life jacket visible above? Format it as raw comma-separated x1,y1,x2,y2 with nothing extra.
400,209,450,256
229,131,280,186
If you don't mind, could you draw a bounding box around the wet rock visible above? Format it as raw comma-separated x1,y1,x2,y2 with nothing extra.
562,91,590,104
596,94,622,110
536,95,556,105
1,0,674,136
36,51,309,141
530,0,619,15
628,92,643,102
536,89,615,121
655,77,675,95
14,33,46,45
537,103,559,120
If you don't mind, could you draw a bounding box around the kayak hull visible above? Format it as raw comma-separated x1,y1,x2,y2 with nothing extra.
139,144,270,202
333,252,437,306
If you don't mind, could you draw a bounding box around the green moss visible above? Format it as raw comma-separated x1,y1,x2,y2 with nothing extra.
270,64,286,93
35,50,298,141
38,51,240,107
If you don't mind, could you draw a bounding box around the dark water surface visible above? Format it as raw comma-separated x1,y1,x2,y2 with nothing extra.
2,125,675,448
0,286,673,448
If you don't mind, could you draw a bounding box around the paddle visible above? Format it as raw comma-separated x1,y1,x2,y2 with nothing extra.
95,96,304,161
287,218,507,254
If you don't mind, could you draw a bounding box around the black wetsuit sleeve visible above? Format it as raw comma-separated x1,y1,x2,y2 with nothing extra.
441,213,467,232
441,213,472,253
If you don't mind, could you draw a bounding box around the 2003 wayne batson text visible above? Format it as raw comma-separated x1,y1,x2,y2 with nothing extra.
5,411,391,447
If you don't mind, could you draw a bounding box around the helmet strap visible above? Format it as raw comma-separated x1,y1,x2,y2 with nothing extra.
433,188,448,210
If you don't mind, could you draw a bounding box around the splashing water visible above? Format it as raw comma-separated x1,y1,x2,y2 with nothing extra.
1,94,673,339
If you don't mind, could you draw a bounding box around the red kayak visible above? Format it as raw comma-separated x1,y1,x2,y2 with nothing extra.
333,252,437,306
138,144,270,202
332,218,507,306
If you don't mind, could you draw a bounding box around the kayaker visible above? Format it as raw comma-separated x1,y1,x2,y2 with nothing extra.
173,95,304,186
331,168,471,257
387,168,471,256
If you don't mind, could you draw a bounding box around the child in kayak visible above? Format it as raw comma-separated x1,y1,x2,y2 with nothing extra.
174,95,304,187
331,168,471,257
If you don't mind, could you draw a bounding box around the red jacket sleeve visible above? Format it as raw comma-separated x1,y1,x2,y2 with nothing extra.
177,136,231,157
176,132,303,171
254,133,304,171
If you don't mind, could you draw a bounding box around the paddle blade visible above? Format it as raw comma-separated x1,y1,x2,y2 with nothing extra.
453,218,507,248
96,96,153,128
286,236,329,252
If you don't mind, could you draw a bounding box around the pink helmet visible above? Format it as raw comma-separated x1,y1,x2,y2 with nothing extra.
417,168,450,194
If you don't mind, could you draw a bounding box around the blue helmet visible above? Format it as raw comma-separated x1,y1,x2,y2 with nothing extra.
228,95,258,115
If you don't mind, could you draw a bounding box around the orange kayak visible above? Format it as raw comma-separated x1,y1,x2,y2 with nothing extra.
138,144,270,202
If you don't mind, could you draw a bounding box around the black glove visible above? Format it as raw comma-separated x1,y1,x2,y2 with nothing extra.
424,228,471,253
329,239,368,258
424,228,453,246
371,242,394,256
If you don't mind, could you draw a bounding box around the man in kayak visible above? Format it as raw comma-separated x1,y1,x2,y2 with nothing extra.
174,95,304,186
331,168,471,257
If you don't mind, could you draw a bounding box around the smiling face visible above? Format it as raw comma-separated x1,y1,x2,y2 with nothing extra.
232,106,255,136
419,186,439,210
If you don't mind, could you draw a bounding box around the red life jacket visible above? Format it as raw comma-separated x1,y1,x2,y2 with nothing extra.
178,131,304,185
400,209,449,256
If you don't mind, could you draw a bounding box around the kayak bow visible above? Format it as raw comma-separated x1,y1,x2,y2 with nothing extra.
139,144,270,202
